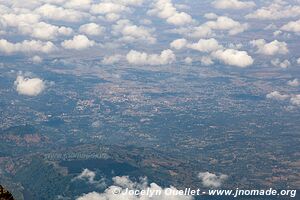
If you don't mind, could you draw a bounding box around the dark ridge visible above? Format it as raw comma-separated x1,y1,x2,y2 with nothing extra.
0,185,15,200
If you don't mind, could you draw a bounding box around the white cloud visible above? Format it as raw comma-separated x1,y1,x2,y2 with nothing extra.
112,20,156,44
77,176,193,200
212,0,255,10
102,54,123,65
287,79,299,87
79,23,104,36
64,0,92,10
0,13,40,27
190,26,213,38
212,49,253,67
198,172,228,188
174,3,190,10
200,56,214,66
273,30,282,37
187,38,222,52
14,75,45,96
61,35,95,50
90,2,128,15
90,0,144,21
115,0,145,6
184,57,193,64
19,22,73,40
290,95,300,106
204,16,249,35
30,55,43,64
1,1,41,9
74,168,96,183
35,4,88,22
246,2,300,20
0,39,56,54
113,176,135,188
170,38,187,50
204,13,218,19
281,19,300,34
271,58,290,68
126,49,176,65
264,24,277,30
250,39,288,55
297,58,300,64
148,0,193,26
73,168,106,188
190,16,248,38
105,13,120,22
0,12,73,40
0,3,10,12
166,12,193,26
266,91,289,101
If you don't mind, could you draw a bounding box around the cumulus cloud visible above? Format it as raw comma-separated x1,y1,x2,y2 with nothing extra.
14,75,45,96
266,91,289,101
73,168,106,188
30,55,43,64
187,38,222,52
287,79,299,87
77,176,193,200
200,56,214,66
105,13,121,22
198,172,228,188
61,35,95,50
280,19,300,34
191,16,248,38
170,38,187,50
0,12,73,40
74,169,96,184
64,0,92,10
0,39,56,54
167,12,193,26
0,13,40,27
20,22,73,40
35,4,88,22
271,58,290,68
115,0,145,6
190,26,213,38
204,13,218,19
91,2,128,15
148,0,193,26
212,49,253,67
204,16,249,35
126,49,176,65
298,58,300,64
212,0,255,10
250,39,288,55
246,2,300,20
112,20,156,44
184,57,193,64
102,54,123,65
290,95,300,106
273,30,282,37
79,23,104,36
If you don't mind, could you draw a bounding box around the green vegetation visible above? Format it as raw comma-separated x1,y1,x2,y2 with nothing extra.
2,124,37,136
15,158,70,200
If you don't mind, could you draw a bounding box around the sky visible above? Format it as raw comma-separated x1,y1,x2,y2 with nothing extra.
1,0,299,98
0,0,300,198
